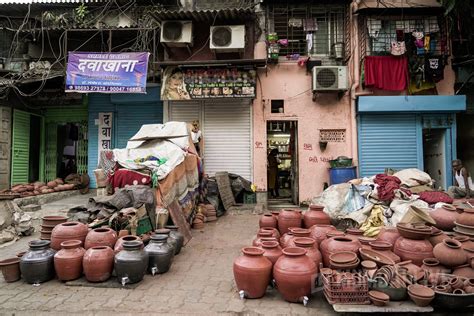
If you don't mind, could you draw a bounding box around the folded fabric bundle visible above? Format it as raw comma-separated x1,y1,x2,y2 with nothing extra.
365,56,408,91
418,191,453,204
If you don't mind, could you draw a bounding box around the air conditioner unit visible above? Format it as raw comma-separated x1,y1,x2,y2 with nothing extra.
160,21,193,47
312,66,348,91
210,25,245,52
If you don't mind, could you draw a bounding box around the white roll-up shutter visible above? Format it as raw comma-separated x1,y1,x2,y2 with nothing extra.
203,100,252,181
168,101,200,123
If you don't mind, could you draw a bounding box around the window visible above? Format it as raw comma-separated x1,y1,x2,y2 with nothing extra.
269,3,346,57
271,99,284,113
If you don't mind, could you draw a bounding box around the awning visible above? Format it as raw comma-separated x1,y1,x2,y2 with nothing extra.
150,7,255,23
358,95,467,113
156,59,267,68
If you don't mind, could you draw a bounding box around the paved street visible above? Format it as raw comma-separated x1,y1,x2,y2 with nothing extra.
0,196,336,316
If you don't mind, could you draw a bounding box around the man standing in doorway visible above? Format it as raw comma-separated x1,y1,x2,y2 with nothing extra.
448,159,473,198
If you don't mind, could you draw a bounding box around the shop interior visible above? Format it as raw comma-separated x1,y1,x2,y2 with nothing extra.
267,120,298,206
423,128,447,190
57,123,79,179
28,115,42,183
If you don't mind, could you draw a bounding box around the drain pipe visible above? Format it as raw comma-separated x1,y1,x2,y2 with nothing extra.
349,0,361,167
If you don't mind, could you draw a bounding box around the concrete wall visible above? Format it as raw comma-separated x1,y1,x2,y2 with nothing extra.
0,106,11,189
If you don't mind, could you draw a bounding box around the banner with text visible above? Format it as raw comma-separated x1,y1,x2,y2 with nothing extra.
98,112,113,161
66,52,149,94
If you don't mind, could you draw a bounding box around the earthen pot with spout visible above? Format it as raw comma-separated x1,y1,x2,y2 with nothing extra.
233,247,272,299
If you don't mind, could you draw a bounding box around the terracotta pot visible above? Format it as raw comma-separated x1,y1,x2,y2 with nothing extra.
280,229,295,249
376,227,401,249
54,240,85,281
309,224,337,246
0,258,21,282
294,237,322,269
303,204,330,228
433,238,467,267
346,228,364,238
452,264,474,279
41,215,68,226
84,227,117,250
114,235,143,254
261,241,283,265
429,227,449,247
259,213,277,229
259,227,280,239
393,237,433,266
327,231,345,238
359,237,377,249
83,246,114,282
20,240,56,284
464,278,474,293
271,211,280,223
320,236,362,267
273,247,317,303
449,276,464,290
253,231,273,247
421,258,450,277
277,209,302,235
457,208,474,227
286,228,311,248
51,221,88,251
233,247,272,299
463,247,474,265
430,205,459,230
369,241,401,263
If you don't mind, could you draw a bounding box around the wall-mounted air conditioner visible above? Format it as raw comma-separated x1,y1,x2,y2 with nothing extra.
160,21,193,47
210,25,245,52
312,66,348,91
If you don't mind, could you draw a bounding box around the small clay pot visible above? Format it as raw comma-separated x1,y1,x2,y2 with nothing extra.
449,277,464,290
83,246,114,282
259,213,277,229
0,258,21,282
54,240,85,281
233,247,272,299
84,227,117,249
433,238,467,268
421,258,450,276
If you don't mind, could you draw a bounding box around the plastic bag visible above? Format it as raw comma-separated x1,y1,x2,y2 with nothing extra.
343,184,367,213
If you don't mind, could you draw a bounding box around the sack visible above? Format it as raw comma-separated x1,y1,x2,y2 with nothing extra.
390,41,406,55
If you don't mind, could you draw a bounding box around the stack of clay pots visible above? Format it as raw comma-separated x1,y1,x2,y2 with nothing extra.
193,213,205,229
454,208,474,237
393,223,434,266
204,204,217,222
40,216,68,241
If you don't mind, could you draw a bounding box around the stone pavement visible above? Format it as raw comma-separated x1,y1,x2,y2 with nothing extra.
0,195,337,315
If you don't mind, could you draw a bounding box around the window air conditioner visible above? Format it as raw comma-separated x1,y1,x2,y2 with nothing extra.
210,25,245,52
312,66,348,91
160,21,193,47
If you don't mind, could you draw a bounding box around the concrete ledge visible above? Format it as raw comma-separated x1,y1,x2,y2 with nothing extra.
14,190,83,207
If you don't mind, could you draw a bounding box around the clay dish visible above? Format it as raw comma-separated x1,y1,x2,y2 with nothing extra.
359,248,396,267
408,284,435,298
329,251,358,264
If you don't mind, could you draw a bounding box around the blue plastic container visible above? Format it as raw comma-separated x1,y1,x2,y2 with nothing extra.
329,166,357,185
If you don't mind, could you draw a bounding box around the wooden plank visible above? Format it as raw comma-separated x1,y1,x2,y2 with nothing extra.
167,200,192,245
215,172,238,212
333,301,433,313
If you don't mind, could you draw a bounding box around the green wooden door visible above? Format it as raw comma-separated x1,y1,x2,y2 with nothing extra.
11,110,30,185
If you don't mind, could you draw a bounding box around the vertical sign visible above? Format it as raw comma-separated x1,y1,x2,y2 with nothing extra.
98,112,113,159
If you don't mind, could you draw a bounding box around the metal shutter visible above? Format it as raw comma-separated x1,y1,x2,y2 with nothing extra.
169,101,201,123
203,100,252,181
11,110,30,185
358,114,421,177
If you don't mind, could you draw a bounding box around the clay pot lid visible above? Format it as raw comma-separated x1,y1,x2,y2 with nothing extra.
368,290,390,301
422,258,440,266
369,241,392,250
282,247,307,256
41,215,68,221
261,241,279,249
358,236,376,245
359,248,395,267
293,237,315,248
346,228,364,235
60,240,83,249
155,228,171,235
0,257,20,266
408,284,435,298
242,247,264,256
331,258,360,270
327,231,345,238
29,240,51,249
361,260,377,270
329,251,358,264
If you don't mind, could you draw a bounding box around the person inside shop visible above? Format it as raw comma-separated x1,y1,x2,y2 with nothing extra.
268,148,280,198
191,120,203,156
448,159,472,198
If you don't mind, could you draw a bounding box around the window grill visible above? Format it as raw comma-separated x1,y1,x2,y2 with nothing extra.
319,129,346,142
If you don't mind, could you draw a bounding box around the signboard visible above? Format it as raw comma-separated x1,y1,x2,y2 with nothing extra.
66,52,149,94
98,112,113,159
161,66,256,100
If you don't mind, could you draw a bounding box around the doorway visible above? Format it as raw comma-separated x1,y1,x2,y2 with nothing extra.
57,123,79,179
266,121,298,206
423,129,447,190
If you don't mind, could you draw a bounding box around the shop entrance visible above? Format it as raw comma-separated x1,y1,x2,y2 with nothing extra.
423,129,447,190
266,121,298,206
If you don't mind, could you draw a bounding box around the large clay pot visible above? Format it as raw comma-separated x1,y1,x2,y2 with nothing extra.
115,240,149,284
286,228,311,248
233,247,272,299
303,205,330,228
114,235,143,254
452,264,474,279
144,234,174,274
309,224,337,246
294,237,322,269
253,231,273,247
84,227,117,250
433,238,467,267
376,227,401,250
83,246,114,282
155,228,177,257
277,210,302,235
430,205,459,230
261,241,283,265
54,240,85,281
457,208,474,226
369,241,401,263
429,227,449,247
20,240,56,284
259,213,277,229
165,225,185,255
320,236,361,267
0,258,21,283
51,221,88,251
393,237,433,266
273,247,317,303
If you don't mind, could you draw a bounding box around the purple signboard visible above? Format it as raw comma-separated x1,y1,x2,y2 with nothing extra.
65,52,149,93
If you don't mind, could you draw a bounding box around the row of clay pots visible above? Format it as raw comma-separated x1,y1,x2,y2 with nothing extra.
259,207,331,234
429,205,474,231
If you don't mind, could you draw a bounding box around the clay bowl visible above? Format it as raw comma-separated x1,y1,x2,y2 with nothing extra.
454,222,474,236
361,260,377,270
40,230,52,240
330,258,360,270
359,248,396,267
329,251,358,265
41,215,68,226
409,292,434,307
397,223,432,240
408,284,435,298
369,290,390,306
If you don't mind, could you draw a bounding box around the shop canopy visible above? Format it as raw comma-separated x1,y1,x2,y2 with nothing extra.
358,95,466,113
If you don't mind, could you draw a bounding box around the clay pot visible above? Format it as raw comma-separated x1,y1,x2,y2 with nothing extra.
407,285,434,307
393,237,433,266
253,231,273,247
261,241,283,265
20,240,56,284
0,258,21,283
165,225,185,255
429,227,449,247
346,228,364,239
369,241,400,263
277,209,302,235
294,237,322,269
457,208,474,226
273,247,317,303
309,224,337,246
430,204,459,230
280,229,295,249
359,237,377,249
115,240,149,284
41,215,68,226
463,247,474,266
84,227,117,250
320,236,362,267
144,234,174,275
233,247,272,299
83,246,114,282
421,258,450,276
303,204,330,228
376,227,401,249
327,231,345,238
259,227,280,239
433,238,467,267
452,264,474,279
449,276,464,290
464,278,474,293
369,290,389,306
51,221,88,251
259,213,277,229
54,240,85,281
114,235,143,254
286,228,311,248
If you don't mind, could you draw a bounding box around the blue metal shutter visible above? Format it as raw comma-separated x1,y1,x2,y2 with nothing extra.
358,114,421,177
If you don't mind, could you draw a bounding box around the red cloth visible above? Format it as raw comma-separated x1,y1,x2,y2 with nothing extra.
374,174,405,201
109,169,151,192
418,191,453,204
365,56,408,91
